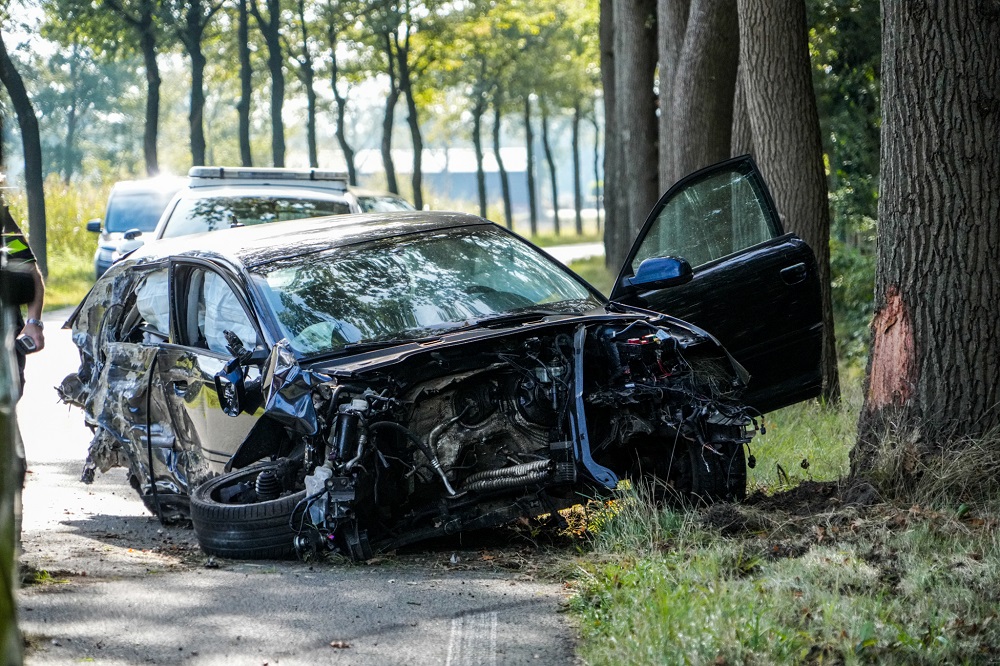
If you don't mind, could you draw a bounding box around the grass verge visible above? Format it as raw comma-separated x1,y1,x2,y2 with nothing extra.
567,382,1000,665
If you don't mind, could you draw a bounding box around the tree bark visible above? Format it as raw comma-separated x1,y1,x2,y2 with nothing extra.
472,95,486,218
609,0,657,266
571,100,583,235
738,0,840,403
523,96,538,235
237,0,253,166
395,30,424,210
138,17,161,175
328,24,357,184
669,0,738,182
730,55,753,156
380,32,399,194
295,0,318,168
854,0,1000,469
657,0,690,190
0,32,48,277
492,91,512,229
250,0,285,167
600,0,619,264
188,34,207,166
541,103,559,236
591,113,601,233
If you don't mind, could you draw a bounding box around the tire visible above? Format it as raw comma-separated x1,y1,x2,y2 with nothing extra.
190,461,306,560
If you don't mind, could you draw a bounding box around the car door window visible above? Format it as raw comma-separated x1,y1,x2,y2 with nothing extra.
631,165,782,272
176,265,258,355
105,267,169,344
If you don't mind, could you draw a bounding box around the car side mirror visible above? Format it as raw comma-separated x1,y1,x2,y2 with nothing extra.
214,357,245,417
86,219,102,233
620,256,693,291
123,228,143,241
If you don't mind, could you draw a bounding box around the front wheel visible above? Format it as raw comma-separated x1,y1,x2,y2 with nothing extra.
190,460,306,560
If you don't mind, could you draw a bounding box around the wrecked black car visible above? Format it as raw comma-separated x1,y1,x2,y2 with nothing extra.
59,157,823,560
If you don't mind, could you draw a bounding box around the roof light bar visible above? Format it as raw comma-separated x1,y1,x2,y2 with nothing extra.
188,166,349,183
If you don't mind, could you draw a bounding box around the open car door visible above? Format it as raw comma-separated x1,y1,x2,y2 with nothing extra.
610,156,823,413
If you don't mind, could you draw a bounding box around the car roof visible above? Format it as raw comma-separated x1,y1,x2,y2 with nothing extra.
130,210,490,269
110,176,186,195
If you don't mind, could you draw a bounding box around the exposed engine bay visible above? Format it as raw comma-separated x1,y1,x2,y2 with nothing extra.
181,316,757,560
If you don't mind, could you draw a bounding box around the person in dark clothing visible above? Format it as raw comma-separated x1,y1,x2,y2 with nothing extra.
1,199,45,390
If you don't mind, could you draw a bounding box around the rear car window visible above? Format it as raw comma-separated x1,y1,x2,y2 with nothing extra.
105,191,177,233
162,196,352,238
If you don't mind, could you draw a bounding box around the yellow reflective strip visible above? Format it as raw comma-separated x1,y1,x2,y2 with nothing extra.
5,238,28,254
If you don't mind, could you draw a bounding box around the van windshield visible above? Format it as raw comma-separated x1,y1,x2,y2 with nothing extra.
105,191,177,233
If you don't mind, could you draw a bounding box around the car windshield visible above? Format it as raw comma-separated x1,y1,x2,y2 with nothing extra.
105,190,176,233
252,227,603,356
356,195,415,213
161,195,352,238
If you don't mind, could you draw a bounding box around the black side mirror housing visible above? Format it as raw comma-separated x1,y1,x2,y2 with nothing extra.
86,219,102,233
123,228,143,241
620,256,694,291
214,357,245,417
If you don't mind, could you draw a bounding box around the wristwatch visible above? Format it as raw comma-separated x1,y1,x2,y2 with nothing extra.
25,317,44,329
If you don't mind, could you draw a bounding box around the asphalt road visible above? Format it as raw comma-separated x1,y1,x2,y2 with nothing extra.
15,307,577,665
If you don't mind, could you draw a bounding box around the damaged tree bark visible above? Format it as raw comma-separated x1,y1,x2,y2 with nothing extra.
853,1,1000,473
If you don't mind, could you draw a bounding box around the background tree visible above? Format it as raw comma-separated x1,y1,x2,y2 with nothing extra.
236,0,253,166
0,28,47,276
285,0,319,167
853,1,1000,470
167,0,224,166
249,0,285,166
737,0,840,402
604,0,657,267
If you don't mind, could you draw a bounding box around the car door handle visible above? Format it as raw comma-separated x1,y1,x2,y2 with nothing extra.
780,263,807,285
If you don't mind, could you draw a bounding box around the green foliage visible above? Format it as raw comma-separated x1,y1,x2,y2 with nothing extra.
570,378,1000,665
6,176,106,309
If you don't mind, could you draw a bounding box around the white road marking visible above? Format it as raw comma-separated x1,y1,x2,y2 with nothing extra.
446,611,498,666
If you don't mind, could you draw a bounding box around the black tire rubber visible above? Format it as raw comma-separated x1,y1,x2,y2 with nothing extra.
190,462,306,560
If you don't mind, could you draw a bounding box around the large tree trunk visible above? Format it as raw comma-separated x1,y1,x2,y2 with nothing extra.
738,0,840,403
854,1,1000,471
138,22,160,175
571,100,583,235
608,0,657,266
523,96,538,235
296,0,318,168
669,0,738,182
541,104,559,235
730,56,753,156
590,113,601,233
251,0,285,167
472,96,486,218
395,35,424,209
188,39,207,166
237,0,253,166
0,32,48,277
657,0,690,190
492,92,512,229
329,28,357,185
600,0,619,264
380,33,399,194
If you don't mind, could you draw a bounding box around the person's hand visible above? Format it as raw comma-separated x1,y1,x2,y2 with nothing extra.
20,320,44,352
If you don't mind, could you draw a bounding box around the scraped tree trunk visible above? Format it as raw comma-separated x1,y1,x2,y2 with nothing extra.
608,0,657,266
0,32,47,276
853,1,1000,471
669,0,738,182
523,96,538,235
738,0,840,403
237,0,253,166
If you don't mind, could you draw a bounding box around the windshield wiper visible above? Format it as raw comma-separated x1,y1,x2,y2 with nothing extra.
448,310,564,333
